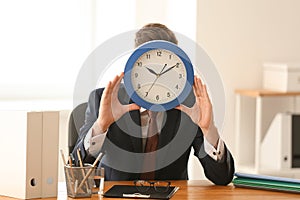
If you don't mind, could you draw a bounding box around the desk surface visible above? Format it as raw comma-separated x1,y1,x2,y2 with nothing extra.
1,180,300,200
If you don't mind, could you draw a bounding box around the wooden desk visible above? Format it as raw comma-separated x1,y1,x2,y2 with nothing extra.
1,180,300,199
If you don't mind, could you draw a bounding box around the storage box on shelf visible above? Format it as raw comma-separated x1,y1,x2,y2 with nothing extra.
263,63,300,92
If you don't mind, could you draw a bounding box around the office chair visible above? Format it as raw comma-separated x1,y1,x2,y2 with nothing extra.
68,102,88,153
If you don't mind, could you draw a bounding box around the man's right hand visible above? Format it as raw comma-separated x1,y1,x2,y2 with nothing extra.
94,72,140,136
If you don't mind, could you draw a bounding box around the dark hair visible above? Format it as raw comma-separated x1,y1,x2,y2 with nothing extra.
135,23,178,47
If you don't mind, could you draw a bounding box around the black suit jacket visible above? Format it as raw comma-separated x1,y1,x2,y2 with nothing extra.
72,85,235,185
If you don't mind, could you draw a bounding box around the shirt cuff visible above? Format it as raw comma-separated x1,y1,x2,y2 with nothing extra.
203,137,225,162
203,122,219,148
83,121,107,157
83,128,92,150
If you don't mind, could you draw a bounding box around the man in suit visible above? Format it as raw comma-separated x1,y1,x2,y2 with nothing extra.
72,23,235,185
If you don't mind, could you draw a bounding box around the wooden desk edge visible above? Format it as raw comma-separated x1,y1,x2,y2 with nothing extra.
1,180,300,199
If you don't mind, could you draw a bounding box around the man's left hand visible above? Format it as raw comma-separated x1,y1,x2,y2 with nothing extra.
176,76,213,137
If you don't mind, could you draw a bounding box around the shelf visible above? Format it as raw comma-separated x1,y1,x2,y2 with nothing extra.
235,89,300,97
235,89,300,175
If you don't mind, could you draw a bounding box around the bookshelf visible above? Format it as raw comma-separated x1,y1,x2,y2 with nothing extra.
235,89,300,177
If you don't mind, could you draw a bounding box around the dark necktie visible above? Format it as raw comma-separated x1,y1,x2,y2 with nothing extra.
140,111,159,180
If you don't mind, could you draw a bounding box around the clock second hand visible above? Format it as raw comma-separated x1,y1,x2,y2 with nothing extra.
144,63,167,97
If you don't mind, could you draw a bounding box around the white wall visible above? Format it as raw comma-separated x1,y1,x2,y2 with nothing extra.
0,0,94,101
136,0,196,39
197,0,300,156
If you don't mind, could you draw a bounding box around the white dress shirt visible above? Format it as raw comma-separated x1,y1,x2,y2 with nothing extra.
84,109,224,161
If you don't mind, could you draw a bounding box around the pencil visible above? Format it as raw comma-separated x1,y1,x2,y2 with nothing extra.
60,149,75,194
76,149,90,193
60,149,67,165
77,152,104,192
68,155,75,180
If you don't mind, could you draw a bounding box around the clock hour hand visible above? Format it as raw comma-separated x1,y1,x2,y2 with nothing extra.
159,63,168,75
145,67,159,76
160,63,179,76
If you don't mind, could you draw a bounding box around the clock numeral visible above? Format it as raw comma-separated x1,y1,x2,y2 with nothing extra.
167,92,171,97
157,51,162,56
156,95,160,101
169,54,172,59
146,54,151,59
145,92,149,97
176,63,180,68
179,74,183,79
137,83,141,89
175,84,179,90
134,73,138,78
137,62,142,67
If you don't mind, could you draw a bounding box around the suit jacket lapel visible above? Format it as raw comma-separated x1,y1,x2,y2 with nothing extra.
118,85,143,153
158,109,180,148
123,110,143,153
122,109,181,153
154,110,181,177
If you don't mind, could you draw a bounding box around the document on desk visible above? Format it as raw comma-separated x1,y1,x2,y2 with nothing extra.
103,185,179,199
233,172,300,193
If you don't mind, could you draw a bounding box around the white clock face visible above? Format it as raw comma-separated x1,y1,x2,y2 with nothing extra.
130,49,187,105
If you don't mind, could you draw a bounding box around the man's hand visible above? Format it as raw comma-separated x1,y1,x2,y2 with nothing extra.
176,76,213,136
95,73,140,135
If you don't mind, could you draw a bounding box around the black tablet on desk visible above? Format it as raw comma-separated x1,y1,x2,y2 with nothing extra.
103,185,179,199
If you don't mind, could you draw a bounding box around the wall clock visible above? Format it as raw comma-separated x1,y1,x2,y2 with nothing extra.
124,40,194,111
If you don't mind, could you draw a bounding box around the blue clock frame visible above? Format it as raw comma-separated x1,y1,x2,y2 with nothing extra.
124,40,194,111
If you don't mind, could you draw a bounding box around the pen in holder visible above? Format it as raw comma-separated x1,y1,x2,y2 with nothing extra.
64,164,95,198
75,152,103,192
60,150,104,198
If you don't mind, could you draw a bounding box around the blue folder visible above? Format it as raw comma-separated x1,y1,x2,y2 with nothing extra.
233,172,300,193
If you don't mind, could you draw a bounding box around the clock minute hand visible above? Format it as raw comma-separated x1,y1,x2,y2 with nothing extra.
160,63,179,76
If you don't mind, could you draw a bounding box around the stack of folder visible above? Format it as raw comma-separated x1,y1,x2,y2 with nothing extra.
233,172,300,193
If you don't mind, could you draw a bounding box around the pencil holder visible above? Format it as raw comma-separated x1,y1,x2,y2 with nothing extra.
64,164,95,198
